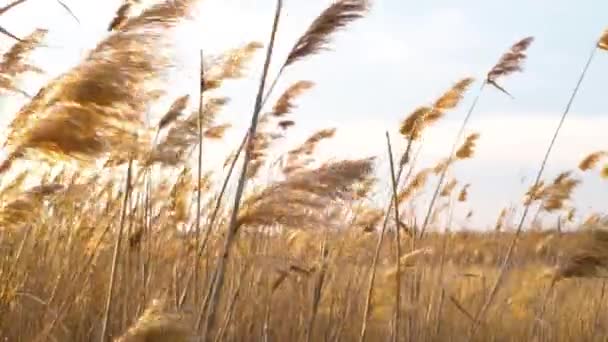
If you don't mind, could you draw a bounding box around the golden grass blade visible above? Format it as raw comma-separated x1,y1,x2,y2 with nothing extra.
284,0,368,67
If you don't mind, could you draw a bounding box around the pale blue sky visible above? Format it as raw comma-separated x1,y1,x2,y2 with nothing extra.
0,0,607,228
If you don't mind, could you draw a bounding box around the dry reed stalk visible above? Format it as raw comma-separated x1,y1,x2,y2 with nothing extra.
213,279,243,342
177,135,248,309
385,132,402,342
100,159,134,341
193,50,205,307
157,95,190,132
200,2,282,338
304,235,329,342
0,0,29,41
420,37,534,240
467,36,601,342
55,0,79,23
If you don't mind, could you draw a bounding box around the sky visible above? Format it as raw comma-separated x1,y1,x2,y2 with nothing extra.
0,0,607,229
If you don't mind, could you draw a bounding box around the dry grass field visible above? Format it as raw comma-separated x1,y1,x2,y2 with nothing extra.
1,0,608,341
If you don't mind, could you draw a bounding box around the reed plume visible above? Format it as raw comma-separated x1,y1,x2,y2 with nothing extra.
0,28,47,96
486,37,534,96
158,95,190,131
440,179,458,197
0,183,64,232
579,151,607,171
272,80,315,117
455,133,480,159
283,128,337,174
397,168,431,204
204,42,264,91
237,158,374,230
1,0,197,173
400,78,474,140
284,0,368,67
108,0,141,31
541,172,580,212
151,97,229,166
204,123,231,139
458,184,470,202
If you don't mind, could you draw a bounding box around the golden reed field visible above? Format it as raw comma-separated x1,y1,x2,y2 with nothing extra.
1,0,608,341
